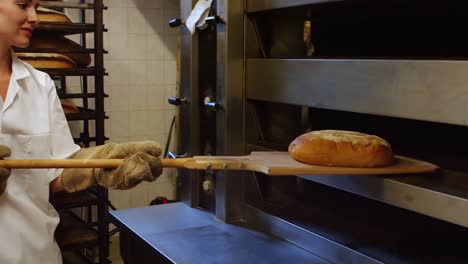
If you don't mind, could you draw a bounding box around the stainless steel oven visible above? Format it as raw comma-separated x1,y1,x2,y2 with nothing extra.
112,1,468,263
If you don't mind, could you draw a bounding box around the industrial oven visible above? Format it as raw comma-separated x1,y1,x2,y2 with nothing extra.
110,1,468,263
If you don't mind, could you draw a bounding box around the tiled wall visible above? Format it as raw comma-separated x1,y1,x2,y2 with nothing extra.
104,0,179,209
66,0,180,209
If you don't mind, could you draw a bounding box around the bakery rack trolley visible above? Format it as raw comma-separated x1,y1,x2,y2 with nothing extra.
16,0,111,263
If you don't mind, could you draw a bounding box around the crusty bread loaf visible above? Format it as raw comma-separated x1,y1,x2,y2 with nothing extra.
288,130,394,167
37,7,71,23
16,52,77,68
28,34,91,67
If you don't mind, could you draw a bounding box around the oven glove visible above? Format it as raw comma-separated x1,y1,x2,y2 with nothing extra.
61,141,162,192
0,145,11,196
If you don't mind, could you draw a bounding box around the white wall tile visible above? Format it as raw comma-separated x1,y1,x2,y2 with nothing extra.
109,111,130,137
163,60,177,85
105,0,127,8
129,110,152,136
104,2,179,209
127,8,147,34
147,35,165,61
165,0,180,10
147,61,164,85
129,85,148,111
105,33,129,60
163,35,179,61
147,84,166,110
105,60,131,86
109,85,130,111
127,35,148,60
128,60,148,85
149,0,166,9
144,9,164,36
148,110,166,135
106,8,128,34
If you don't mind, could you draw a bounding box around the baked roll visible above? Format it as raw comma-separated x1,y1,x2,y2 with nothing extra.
16,52,77,68
37,7,72,23
28,34,91,67
288,130,394,167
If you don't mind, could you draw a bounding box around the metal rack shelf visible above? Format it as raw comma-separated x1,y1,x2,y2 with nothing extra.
15,47,96,54
247,0,342,13
65,107,109,121
33,0,111,262
39,0,95,9
73,136,109,144
36,22,95,35
51,191,98,210
56,212,99,250
38,67,98,76
60,92,108,99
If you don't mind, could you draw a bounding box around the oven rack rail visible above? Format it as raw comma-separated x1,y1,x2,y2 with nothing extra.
247,0,341,13
247,144,468,228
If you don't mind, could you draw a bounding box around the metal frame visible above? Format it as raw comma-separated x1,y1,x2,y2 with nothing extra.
246,59,468,127
178,0,468,263
214,0,246,222
178,0,202,207
244,205,383,264
247,0,341,13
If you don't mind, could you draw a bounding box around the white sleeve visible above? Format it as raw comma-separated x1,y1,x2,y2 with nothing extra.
47,77,81,181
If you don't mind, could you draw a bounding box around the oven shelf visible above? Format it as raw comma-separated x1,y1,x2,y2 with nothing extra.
246,144,468,228
245,185,468,264
247,0,342,13
300,169,468,228
246,58,468,127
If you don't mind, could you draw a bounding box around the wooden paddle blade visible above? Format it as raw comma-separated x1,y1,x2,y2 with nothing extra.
245,152,439,175
185,152,438,175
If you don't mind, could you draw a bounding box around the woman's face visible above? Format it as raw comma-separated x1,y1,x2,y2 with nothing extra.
0,0,39,48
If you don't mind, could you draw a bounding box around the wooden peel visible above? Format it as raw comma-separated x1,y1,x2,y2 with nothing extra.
0,152,438,175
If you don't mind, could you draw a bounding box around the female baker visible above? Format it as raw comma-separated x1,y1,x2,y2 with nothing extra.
0,0,162,263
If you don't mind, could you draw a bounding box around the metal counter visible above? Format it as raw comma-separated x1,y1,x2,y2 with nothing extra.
110,202,329,264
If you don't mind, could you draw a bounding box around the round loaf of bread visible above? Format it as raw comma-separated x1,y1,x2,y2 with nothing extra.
16,52,77,68
28,34,91,67
288,130,394,167
37,7,72,23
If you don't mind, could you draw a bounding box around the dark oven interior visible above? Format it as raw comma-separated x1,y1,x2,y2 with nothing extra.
247,0,468,59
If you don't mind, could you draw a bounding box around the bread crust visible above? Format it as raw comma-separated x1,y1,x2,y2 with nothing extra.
37,7,72,23
288,130,394,167
16,53,77,68
28,34,91,67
